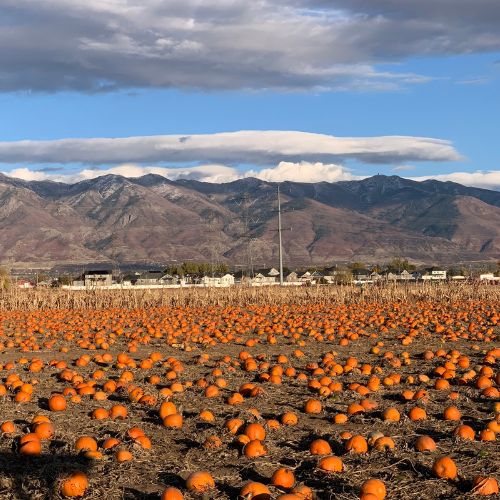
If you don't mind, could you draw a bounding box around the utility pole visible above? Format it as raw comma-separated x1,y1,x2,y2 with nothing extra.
278,185,284,286
234,192,258,281
273,185,292,286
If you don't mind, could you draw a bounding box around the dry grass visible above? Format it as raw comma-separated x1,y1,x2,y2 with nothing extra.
1,283,499,311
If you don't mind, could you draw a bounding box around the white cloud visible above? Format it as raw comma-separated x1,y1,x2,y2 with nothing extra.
9,163,500,192
249,161,360,183
5,161,361,184
7,163,243,184
410,170,500,190
0,131,464,166
392,165,415,172
0,0,499,93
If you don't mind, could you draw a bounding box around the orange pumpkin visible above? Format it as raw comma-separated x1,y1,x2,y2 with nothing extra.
185,472,215,492
345,435,368,453
239,482,271,500
317,455,343,472
74,436,98,452
161,487,184,500
243,440,268,457
309,439,331,455
270,468,295,489
60,470,88,497
472,477,499,496
431,457,457,479
414,436,436,452
360,479,386,500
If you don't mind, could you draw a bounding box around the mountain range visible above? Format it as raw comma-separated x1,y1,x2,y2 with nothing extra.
2,172,500,270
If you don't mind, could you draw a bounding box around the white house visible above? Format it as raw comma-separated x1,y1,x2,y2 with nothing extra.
422,267,447,280
201,274,235,286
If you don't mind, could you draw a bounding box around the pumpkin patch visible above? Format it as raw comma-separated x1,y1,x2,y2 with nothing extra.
0,290,500,498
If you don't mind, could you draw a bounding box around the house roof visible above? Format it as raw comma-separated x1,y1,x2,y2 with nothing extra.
322,266,338,274
140,270,173,279
85,270,112,276
352,268,370,275
122,274,139,282
254,268,279,276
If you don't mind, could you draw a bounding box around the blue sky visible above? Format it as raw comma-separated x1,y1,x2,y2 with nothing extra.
0,1,499,188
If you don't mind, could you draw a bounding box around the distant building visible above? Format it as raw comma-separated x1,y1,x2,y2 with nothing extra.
83,270,113,287
201,274,235,286
480,274,496,281
352,268,371,282
422,267,447,280
17,280,34,288
136,271,174,286
253,268,279,284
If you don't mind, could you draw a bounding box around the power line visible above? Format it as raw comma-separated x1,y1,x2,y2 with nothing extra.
233,192,259,280
270,185,292,286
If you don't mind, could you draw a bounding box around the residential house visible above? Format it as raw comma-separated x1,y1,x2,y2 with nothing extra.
136,271,175,285
352,268,371,282
422,267,447,280
297,271,312,283
201,273,235,286
284,271,298,282
322,266,339,283
253,268,280,284
122,273,140,286
84,270,113,287
17,280,35,288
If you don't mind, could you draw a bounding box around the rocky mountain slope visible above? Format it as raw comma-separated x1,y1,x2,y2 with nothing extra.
0,172,499,269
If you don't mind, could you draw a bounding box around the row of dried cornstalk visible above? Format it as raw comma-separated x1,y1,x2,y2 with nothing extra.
0,283,499,311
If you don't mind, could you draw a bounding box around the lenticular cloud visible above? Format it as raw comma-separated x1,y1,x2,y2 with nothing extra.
0,131,463,166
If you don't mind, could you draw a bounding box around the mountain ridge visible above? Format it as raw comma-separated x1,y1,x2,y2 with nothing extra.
0,173,499,269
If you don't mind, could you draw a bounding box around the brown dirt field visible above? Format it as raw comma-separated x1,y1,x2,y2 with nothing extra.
0,287,500,499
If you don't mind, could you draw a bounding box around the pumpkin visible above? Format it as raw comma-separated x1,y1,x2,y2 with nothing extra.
92,408,109,420
1,421,15,434
109,405,127,419
347,404,365,415
360,479,386,500
160,487,184,500
345,435,368,453
442,407,461,421
372,437,395,451
431,457,457,479
185,471,215,492
414,436,436,452
304,399,322,414
126,428,145,440
74,437,98,452
243,440,268,457
281,413,298,425
291,485,313,500
33,422,54,440
270,468,295,489
245,423,266,441
317,456,343,472
163,414,183,428
309,439,331,455
453,425,475,440
48,394,67,411
204,436,222,448
408,408,427,421
102,438,121,449
60,470,88,498
224,419,244,434
116,450,133,462
19,439,42,455
472,477,499,496
381,408,400,423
